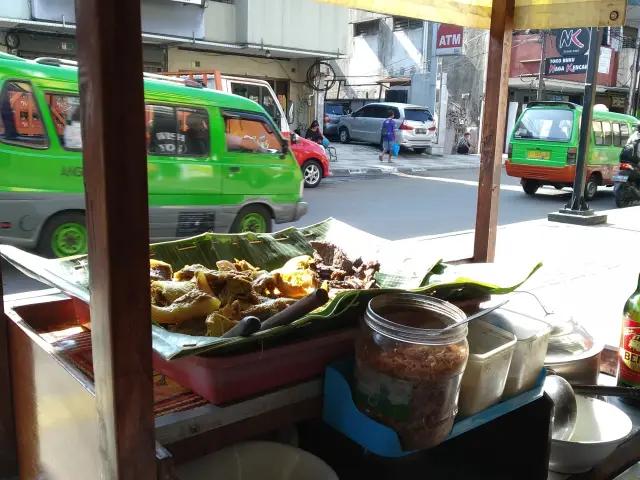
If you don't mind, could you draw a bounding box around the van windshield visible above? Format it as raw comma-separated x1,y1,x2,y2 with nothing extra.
514,108,573,142
404,109,433,122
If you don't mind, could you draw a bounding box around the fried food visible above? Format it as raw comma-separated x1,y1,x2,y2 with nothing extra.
271,256,319,299
309,241,380,291
151,280,196,306
205,313,238,337
241,297,297,320
150,259,173,282
151,290,221,325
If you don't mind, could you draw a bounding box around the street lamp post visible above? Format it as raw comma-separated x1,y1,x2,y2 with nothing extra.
548,27,608,226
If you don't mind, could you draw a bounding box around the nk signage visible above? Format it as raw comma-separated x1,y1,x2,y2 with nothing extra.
436,24,464,56
545,55,588,76
554,28,590,56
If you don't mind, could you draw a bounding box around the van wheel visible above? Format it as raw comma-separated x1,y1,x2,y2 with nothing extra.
230,205,272,234
339,127,351,144
38,212,88,258
522,180,539,195
584,175,599,201
302,160,323,188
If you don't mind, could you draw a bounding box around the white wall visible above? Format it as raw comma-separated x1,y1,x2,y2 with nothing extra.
0,0,29,19
203,2,236,44
237,0,348,54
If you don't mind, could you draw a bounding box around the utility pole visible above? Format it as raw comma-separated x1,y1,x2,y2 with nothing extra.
627,29,640,115
537,30,546,100
549,27,607,225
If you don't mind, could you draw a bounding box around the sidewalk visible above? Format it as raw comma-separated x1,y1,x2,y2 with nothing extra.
328,143,482,177
394,206,640,351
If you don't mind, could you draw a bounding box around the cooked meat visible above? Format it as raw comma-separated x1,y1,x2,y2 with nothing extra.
310,241,352,272
253,271,278,296
216,260,237,272
151,290,221,325
205,312,238,337
241,297,297,320
174,264,210,281
151,280,197,306
150,259,173,282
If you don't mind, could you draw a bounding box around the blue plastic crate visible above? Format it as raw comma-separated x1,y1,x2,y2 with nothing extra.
323,358,546,458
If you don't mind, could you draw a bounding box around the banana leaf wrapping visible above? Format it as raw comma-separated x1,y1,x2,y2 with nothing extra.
0,219,541,359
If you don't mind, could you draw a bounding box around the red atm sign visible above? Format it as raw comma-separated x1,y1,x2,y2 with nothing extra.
436,24,464,56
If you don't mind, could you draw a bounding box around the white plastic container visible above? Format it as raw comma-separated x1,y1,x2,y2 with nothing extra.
458,320,517,417
483,308,552,399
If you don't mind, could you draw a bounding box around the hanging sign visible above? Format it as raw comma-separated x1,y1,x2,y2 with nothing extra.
554,28,591,56
545,56,589,76
436,24,464,56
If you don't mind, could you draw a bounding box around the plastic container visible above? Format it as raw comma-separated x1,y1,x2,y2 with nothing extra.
323,358,547,458
354,293,469,451
458,320,516,417
152,328,356,404
483,308,551,399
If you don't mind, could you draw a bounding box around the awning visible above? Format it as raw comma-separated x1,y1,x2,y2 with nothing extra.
509,77,630,94
314,0,626,30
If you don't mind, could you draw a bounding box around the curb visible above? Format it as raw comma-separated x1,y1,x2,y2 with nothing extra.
328,163,479,178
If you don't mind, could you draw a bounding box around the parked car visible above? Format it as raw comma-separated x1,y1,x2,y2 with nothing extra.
285,132,330,189
323,103,352,137
337,102,436,153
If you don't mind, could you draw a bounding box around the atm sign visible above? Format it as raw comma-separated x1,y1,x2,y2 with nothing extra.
436,24,464,56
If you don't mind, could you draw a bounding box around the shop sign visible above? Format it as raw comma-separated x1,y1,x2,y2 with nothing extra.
436,24,464,56
611,96,626,108
545,55,588,76
554,28,590,56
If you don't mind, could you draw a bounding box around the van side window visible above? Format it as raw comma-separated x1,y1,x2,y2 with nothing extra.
613,123,621,147
47,94,82,150
601,121,612,146
177,107,209,157
620,124,630,144
0,81,48,148
223,113,281,154
592,121,605,146
146,104,209,157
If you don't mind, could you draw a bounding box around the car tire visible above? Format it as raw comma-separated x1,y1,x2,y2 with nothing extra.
339,127,351,144
584,175,599,201
413,148,427,154
37,211,88,258
230,205,273,234
522,179,539,195
302,160,323,188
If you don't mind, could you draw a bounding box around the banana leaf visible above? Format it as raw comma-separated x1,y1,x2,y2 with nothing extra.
0,218,542,360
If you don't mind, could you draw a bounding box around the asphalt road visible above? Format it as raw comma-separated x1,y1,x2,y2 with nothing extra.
1,168,619,295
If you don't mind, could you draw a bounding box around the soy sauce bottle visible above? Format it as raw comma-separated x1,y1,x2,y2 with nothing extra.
618,274,640,406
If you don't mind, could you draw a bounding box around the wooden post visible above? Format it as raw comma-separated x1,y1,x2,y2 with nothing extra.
0,263,18,477
74,0,157,478
473,0,514,262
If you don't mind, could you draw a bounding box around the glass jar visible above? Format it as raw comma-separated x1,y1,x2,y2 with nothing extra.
354,293,469,451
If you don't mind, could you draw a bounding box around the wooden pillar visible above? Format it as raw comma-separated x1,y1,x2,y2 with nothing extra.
473,0,514,262
0,264,18,477
74,0,157,478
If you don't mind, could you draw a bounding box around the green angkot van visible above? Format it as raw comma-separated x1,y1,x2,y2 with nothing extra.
505,101,638,200
0,54,307,257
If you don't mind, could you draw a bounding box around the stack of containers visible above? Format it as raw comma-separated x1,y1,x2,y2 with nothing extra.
483,308,552,399
458,320,517,417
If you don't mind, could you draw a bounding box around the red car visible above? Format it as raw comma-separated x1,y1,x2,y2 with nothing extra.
282,132,330,188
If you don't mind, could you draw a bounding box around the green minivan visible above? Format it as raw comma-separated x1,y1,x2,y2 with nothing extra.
505,101,638,200
0,54,307,257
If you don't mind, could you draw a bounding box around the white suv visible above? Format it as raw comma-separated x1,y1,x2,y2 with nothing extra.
337,102,436,153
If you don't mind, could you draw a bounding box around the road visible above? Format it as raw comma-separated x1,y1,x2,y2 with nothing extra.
2,168,619,295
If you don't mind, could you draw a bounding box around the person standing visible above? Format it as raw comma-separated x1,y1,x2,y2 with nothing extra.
379,110,397,163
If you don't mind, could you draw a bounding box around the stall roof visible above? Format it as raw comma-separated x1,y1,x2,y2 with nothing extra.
315,0,626,30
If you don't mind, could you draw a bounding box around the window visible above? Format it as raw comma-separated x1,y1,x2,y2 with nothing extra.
230,82,282,125
355,106,375,118
623,26,638,49
146,104,209,157
601,121,612,146
514,108,573,142
613,123,621,146
371,106,393,118
592,121,605,146
47,94,82,150
393,16,422,31
404,108,434,122
621,123,630,144
354,20,380,37
223,112,281,154
0,81,48,148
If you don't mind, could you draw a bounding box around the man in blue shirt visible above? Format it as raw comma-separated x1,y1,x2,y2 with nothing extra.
379,110,397,163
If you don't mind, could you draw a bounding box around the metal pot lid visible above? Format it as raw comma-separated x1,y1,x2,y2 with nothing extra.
544,312,604,363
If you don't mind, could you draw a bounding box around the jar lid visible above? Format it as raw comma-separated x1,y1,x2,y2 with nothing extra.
544,311,603,363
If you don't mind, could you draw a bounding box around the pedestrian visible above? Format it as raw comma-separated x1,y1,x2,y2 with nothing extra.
457,132,473,155
305,120,325,145
379,109,397,163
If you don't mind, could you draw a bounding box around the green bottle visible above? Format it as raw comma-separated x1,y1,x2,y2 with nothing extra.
618,273,640,405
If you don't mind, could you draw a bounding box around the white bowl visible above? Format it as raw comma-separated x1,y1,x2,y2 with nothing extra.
549,395,633,474
175,441,339,480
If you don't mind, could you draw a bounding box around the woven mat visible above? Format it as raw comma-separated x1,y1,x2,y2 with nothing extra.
50,330,209,418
